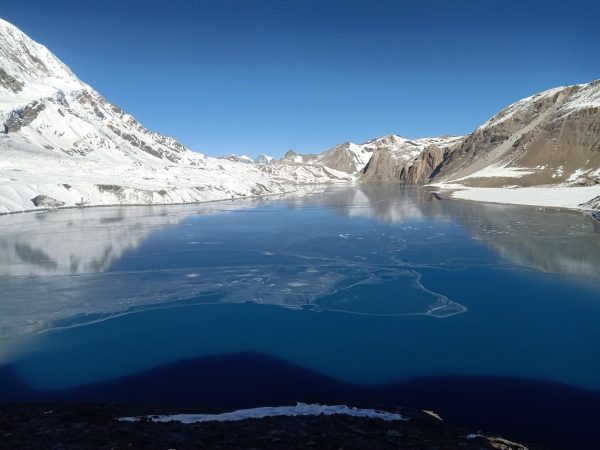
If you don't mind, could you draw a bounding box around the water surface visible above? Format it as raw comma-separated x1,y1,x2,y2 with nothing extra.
1,186,600,445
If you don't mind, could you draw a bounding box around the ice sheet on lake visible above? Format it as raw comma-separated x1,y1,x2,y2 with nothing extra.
2,185,599,340
0,261,466,338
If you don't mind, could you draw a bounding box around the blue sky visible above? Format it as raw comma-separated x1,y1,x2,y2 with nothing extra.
3,0,600,157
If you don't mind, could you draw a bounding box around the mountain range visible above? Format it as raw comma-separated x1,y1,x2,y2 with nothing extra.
279,85,600,193
0,18,351,214
0,17,599,214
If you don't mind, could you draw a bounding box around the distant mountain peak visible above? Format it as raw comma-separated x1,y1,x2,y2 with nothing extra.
223,154,254,164
254,154,274,164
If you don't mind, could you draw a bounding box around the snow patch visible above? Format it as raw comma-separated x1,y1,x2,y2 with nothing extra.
566,168,591,183
118,403,407,424
456,164,536,180
552,166,565,179
422,410,443,421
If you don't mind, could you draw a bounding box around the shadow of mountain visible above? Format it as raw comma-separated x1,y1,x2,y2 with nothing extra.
2,351,599,449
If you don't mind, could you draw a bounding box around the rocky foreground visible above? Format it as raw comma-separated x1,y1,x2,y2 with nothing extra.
0,403,536,450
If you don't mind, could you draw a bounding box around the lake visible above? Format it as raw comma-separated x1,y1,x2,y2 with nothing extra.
1,185,599,448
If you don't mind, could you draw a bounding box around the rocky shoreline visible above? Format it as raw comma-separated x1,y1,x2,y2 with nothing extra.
0,402,535,450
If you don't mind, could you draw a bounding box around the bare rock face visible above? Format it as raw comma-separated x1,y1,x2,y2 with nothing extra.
5,100,45,132
360,149,405,182
361,145,445,184
400,145,445,184
279,149,318,164
279,136,461,175
286,79,600,192
433,81,600,187
0,67,24,92
433,88,568,181
317,142,373,174
30,195,65,208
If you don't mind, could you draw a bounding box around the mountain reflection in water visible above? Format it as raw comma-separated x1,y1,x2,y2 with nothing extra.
0,186,599,339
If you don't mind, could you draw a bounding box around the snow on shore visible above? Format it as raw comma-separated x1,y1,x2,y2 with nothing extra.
0,18,353,215
119,403,407,424
0,139,353,215
432,183,600,210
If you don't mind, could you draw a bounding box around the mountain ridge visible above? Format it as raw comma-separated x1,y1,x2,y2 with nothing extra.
278,80,600,209
0,18,351,214
1,17,599,214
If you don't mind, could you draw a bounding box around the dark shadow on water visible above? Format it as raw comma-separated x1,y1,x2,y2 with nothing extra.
1,352,599,449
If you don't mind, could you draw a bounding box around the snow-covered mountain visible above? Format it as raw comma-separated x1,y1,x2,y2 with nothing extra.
254,154,274,164
279,149,318,165
279,135,462,175
434,80,600,188
361,134,462,162
313,82,600,209
314,141,373,174
277,79,600,206
360,135,462,182
0,18,351,214
1,17,599,214
222,154,275,165
222,154,255,164
0,18,194,165
427,80,600,209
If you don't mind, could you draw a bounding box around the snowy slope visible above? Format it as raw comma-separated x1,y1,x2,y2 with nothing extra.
222,154,275,165
222,154,254,164
0,18,351,214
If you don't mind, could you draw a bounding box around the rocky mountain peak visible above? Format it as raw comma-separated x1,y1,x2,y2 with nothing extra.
283,149,299,158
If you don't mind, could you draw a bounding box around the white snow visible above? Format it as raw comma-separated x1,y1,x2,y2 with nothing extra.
561,81,600,111
422,410,443,421
0,136,353,215
254,154,274,164
552,166,565,179
1,18,599,215
477,80,600,131
224,154,254,164
566,168,591,183
362,134,461,163
433,183,600,210
119,403,407,424
455,163,536,180
332,141,373,170
467,433,484,439
0,19,352,215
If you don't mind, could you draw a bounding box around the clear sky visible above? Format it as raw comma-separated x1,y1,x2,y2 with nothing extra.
2,0,600,157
